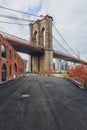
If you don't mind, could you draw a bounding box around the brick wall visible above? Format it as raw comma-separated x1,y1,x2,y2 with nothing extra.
0,35,24,83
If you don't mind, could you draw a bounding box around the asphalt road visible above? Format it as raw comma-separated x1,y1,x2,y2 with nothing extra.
0,76,87,130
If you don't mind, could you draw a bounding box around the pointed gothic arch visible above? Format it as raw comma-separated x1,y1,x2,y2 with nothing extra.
41,28,45,47
34,31,38,45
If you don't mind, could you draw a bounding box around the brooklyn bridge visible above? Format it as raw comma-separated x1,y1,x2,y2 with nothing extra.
0,15,87,83
0,15,87,68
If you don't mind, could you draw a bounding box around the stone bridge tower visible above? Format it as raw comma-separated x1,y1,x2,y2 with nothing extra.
29,15,53,73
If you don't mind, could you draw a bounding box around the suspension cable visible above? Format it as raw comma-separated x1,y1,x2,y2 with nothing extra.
0,20,28,26
0,14,35,22
53,35,69,54
52,23,78,57
0,5,44,18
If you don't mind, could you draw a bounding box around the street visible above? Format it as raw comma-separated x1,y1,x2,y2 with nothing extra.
0,76,87,130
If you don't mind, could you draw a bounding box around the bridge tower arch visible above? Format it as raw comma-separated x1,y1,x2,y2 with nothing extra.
29,15,53,73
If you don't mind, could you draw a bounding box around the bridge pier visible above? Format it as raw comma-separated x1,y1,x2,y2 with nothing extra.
31,55,40,73
29,15,53,73
28,51,53,73
44,50,53,72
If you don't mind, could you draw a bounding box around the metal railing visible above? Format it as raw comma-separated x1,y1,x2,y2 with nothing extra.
0,31,43,49
0,31,30,44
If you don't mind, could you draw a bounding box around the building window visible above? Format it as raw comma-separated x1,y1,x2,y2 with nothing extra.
2,64,7,82
9,50,11,59
1,45,6,59
9,65,12,76
14,63,17,78
14,54,16,60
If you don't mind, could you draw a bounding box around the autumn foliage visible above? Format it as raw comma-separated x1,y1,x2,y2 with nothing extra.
67,64,87,85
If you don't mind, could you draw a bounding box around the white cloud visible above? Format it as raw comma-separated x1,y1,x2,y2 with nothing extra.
0,0,41,10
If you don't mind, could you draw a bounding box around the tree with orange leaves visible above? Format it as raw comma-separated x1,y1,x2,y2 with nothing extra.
67,64,87,86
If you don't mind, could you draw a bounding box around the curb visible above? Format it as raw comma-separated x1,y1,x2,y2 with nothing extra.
68,78,85,89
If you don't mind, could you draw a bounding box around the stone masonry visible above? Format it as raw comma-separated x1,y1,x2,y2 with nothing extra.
29,15,53,73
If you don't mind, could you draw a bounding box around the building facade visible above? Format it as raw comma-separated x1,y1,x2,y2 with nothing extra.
0,35,24,83
54,59,68,72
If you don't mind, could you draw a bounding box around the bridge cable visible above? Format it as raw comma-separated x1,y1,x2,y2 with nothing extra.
52,23,78,57
0,14,35,22
0,5,44,18
53,44,66,55
0,20,28,26
53,35,70,54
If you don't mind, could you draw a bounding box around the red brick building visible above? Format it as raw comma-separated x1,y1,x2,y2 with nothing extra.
0,34,24,83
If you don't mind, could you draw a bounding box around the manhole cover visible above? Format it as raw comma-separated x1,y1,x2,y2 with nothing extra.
21,94,30,98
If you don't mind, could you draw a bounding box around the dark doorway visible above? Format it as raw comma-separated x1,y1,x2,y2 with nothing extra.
2,64,7,82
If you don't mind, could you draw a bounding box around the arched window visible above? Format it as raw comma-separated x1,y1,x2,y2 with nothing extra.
9,65,12,76
1,45,6,59
14,54,16,60
41,28,45,47
2,64,7,82
34,31,38,45
14,63,17,78
9,50,11,59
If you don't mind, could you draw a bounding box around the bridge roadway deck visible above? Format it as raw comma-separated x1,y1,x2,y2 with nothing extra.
7,37,87,64
7,38,87,64
0,31,87,64
0,76,87,130
6,38,44,55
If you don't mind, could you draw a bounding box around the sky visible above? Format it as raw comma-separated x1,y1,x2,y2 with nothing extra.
0,0,87,61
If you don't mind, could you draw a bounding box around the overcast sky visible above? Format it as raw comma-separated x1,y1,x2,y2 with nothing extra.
0,0,87,60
